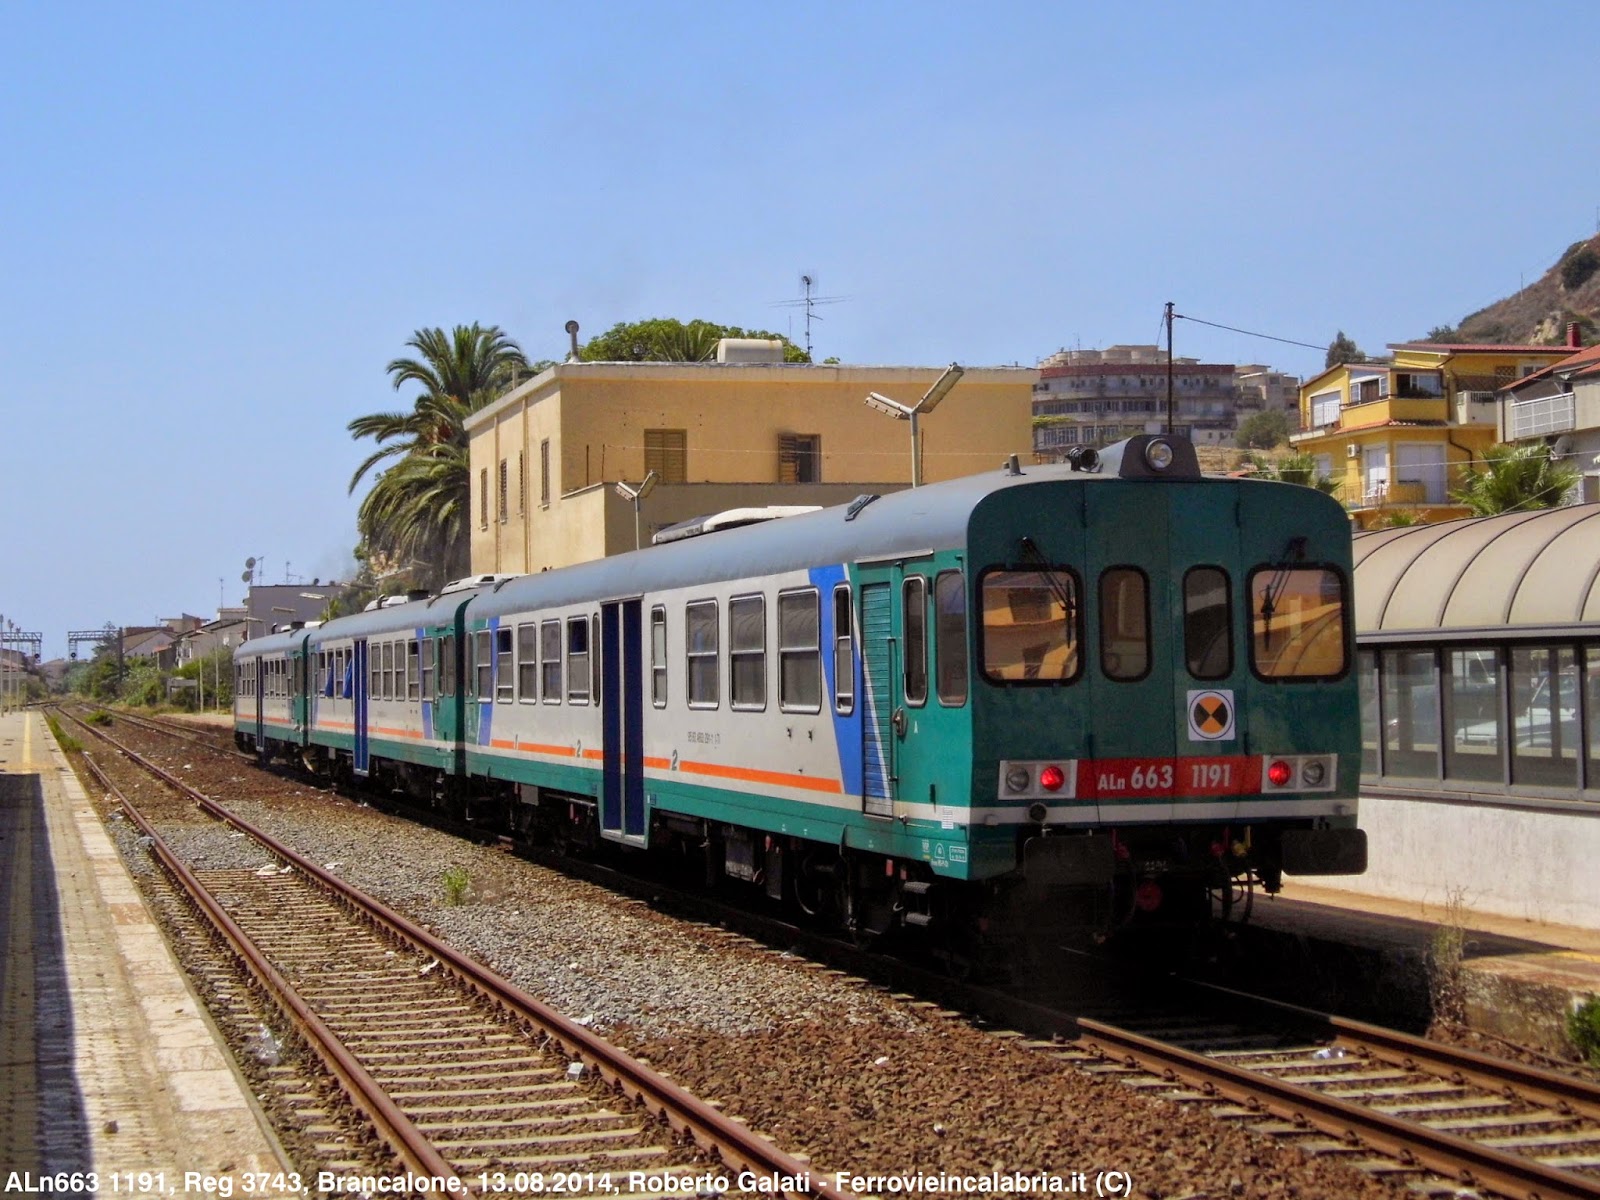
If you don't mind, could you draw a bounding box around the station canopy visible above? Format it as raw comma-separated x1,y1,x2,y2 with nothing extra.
1353,506,1600,642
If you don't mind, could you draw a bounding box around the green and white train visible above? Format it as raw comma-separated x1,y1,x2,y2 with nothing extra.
236,435,1365,946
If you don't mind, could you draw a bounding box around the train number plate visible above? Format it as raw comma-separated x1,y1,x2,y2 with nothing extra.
1077,756,1262,799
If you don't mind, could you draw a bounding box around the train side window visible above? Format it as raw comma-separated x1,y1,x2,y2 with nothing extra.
420,638,434,701
979,569,1081,683
474,629,492,697
1099,567,1151,681
686,600,719,708
495,629,513,702
903,576,928,706
439,635,454,697
1248,566,1348,680
730,595,766,711
934,570,968,706
650,606,668,708
380,642,393,700
832,585,854,714
567,617,591,704
778,588,821,713
540,620,562,702
591,614,601,706
408,639,421,701
516,622,537,701
1183,567,1233,680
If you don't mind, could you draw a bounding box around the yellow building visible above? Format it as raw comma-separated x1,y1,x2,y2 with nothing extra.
464,343,1039,573
1292,341,1575,529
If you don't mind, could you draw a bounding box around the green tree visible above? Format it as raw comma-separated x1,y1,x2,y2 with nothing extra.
579,318,809,363
1325,330,1364,369
1452,443,1578,515
1235,409,1291,449
1259,452,1341,496
347,324,529,588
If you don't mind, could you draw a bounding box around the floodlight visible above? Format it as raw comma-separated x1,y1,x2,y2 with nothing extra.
916,363,965,415
865,392,911,419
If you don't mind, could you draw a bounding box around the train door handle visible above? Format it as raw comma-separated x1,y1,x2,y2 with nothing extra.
891,707,907,737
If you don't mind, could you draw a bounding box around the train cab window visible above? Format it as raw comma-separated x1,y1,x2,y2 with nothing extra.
903,576,928,706
686,600,719,708
495,629,513,702
591,614,601,705
408,640,421,701
778,589,821,713
650,607,668,708
567,618,590,704
540,621,562,702
516,622,537,701
832,585,854,715
980,569,1080,683
1099,567,1150,681
730,595,766,711
934,570,968,706
1248,566,1348,680
420,639,435,702
1183,568,1233,680
473,630,492,698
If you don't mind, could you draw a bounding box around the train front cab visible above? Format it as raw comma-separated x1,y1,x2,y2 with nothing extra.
966,436,1366,930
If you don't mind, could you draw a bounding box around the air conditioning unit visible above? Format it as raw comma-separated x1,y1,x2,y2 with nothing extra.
1346,443,1360,458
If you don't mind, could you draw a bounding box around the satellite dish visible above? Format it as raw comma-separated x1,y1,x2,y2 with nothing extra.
245,557,257,568
241,570,253,583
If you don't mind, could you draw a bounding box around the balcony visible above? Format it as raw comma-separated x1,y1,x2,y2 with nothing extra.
1454,390,1499,426
1509,391,1576,440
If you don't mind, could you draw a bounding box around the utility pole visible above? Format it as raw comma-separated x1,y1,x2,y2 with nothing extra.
1164,301,1176,434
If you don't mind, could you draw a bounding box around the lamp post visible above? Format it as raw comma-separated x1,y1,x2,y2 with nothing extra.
864,363,965,486
614,470,659,550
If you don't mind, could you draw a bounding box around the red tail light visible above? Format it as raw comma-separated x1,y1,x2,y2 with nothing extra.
1266,759,1293,787
1039,764,1066,792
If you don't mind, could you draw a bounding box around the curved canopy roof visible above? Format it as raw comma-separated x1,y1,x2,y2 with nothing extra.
1353,506,1600,641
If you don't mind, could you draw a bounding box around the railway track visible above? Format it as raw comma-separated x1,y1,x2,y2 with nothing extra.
87,707,1600,1199
59,707,845,1200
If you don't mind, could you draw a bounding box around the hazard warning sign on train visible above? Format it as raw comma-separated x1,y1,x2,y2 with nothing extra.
1187,689,1235,741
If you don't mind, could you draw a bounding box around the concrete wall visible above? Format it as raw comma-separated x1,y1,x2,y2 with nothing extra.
1309,791,1600,929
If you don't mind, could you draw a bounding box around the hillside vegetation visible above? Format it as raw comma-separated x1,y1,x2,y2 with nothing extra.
1428,233,1600,346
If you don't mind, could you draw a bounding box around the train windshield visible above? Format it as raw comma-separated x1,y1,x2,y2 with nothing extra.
980,569,1080,683
1248,566,1348,680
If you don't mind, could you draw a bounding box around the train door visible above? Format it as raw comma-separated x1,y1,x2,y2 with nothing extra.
1082,485,1176,823
859,581,895,817
599,599,646,844
252,657,264,755
353,639,370,777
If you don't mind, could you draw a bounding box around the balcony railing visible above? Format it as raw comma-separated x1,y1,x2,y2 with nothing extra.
1508,391,1576,439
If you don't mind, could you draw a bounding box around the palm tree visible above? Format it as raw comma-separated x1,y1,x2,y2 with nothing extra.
1260,452,1342,498
1453,443,1578,515
348,324,528,588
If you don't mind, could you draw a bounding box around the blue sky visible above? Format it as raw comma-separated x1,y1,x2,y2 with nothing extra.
3,1,1598,656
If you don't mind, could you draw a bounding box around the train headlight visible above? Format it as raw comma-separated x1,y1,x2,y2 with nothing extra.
1038,764,1067,792
1144,439,1175,472
1004,766,1032,793
1266,759,1293,787
1301,760,1327,787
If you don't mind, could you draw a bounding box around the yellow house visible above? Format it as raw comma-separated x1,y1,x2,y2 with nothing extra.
464,344,1039,574
1292,341,1575,529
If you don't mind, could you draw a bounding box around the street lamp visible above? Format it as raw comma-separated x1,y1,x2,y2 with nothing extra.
614,470,659,550
864,363,965,486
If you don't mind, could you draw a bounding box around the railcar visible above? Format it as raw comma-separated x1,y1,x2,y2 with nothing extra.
236,434,1366,948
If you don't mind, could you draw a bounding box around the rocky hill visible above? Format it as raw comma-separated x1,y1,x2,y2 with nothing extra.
1428,232,1600,346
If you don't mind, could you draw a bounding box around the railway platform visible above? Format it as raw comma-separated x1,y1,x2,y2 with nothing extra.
0,709,285,1187
1248,878,1600,1055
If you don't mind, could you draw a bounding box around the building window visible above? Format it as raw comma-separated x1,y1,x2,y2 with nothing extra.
567,617,590,704
646,429,688,484
517,622,537,700
903,576,928,706
650,606,667,707
730,595,766,711
498,458,508,523
540,439,551,507
778,433,821,483
479,467,489,528
778,589,821,713
833,585,854,714
686,600,718,708
541,620,561,702
1310,391,1340,427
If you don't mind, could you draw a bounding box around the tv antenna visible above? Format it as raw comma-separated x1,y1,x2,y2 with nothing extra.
771,273,848,360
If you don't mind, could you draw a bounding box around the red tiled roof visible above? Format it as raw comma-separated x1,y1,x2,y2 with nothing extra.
1501,342,1600,391
1388,341,1573,354
1038,362,1235,380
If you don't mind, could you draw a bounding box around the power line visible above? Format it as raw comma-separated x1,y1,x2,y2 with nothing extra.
1174,312,1327,353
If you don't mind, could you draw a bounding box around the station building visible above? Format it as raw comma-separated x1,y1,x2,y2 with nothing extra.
463,342,1038,574
1334,505,1600,926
